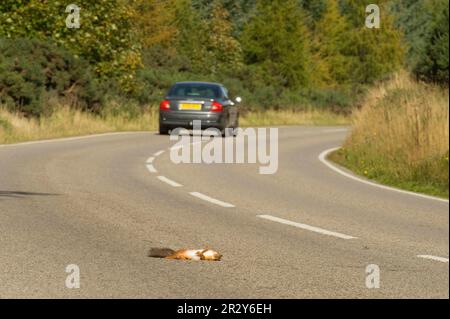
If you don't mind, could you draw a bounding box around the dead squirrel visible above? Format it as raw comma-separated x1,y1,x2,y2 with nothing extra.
148,248,222,261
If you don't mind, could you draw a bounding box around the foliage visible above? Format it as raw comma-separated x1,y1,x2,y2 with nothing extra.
192,0,257,34
313,0,352,85
0,0,443,116
390,0,449,84
0,38,100,117
134,0,178,49
207,1,244,74
414,0,449,83
0,0,141,92
165,0,209,73
339,0,405,84
241,0,315,89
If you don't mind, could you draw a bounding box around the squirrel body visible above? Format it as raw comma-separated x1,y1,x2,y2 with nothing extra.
148,248,222,261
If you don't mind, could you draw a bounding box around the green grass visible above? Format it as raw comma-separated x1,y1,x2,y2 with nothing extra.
330,148,449,199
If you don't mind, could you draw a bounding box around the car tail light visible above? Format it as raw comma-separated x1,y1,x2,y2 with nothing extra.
211,101,223,112
160,100,171,111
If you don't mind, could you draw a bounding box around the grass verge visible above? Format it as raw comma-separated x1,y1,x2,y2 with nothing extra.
0,107,159,144
0,106,350,144
240,109,349,127
329,73,449,199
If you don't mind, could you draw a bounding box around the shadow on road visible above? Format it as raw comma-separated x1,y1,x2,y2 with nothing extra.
0,190,60,199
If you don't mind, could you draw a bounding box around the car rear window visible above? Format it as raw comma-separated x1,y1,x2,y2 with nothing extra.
168,84,222,99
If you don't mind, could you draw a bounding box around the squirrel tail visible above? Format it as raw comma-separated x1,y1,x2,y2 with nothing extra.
148,247,176,258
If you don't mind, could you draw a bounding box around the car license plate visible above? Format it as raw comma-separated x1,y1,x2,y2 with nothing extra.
179,103,202,110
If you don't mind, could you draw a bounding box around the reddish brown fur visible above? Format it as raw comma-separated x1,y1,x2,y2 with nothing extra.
149,247,222,261
165,249,222,261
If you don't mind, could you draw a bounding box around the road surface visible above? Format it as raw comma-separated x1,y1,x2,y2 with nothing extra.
0,127,448,298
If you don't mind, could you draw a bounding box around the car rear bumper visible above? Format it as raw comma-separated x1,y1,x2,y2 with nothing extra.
159,111,225,129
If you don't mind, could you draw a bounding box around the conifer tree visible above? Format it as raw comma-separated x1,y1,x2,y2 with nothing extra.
207,1,243,74
173,0,211,73
314,0,352,85
415,0,449,83
134,0,177,49
341,0,405,84
241,0,314,89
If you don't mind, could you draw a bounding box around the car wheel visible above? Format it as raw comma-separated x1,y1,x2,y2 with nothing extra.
232,114,239,137
159,124,169,135
220,127,227,138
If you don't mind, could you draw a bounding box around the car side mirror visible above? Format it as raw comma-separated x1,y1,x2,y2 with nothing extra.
235,97,242,103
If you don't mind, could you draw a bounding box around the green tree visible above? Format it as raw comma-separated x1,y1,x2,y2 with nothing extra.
192,0,257,34
240,0,315,89
0,0,141,92
206,1,243,74
0,38,100,117
314,0,352,85
389,0,429,71
341,0,405,84
299,0,328,27
134,0,178,50
414,0,449,83
133,0,180,72
173,0,211,73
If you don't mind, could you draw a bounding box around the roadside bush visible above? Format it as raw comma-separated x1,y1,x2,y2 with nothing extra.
0,0,141,92
0,38,101,117
135,64,360,113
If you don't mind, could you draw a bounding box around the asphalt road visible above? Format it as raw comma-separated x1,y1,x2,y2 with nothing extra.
0,127,448,298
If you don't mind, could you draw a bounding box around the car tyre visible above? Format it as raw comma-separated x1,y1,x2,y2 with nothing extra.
159,124,169,135
231,114,239,137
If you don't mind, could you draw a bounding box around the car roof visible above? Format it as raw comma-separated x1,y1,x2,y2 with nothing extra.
174,81,224,87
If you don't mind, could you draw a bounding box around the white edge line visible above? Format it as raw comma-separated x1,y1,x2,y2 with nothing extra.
417,255,449,263
170,140,203,151
257,215,357,240
0,131,156,148
157,176,182,187
146,164,157,173
319,147,449,204
189,192,235,208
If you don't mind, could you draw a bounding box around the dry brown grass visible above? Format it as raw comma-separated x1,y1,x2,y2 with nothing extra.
350,72,449,162
331,72,449,197
0,106,159,144
0,105,350,144
241,109,350,127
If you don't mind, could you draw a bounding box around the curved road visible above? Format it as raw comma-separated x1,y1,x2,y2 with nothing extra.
0,127,448,298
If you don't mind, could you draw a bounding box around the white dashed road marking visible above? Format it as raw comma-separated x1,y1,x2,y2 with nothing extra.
147,141,445,266
189,192,235,208
146,164,157,173
257,215,357,240
157,176,183,187
417,255,449,263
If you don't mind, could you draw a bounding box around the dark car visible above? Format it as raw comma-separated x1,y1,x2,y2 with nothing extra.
159,82,241,135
